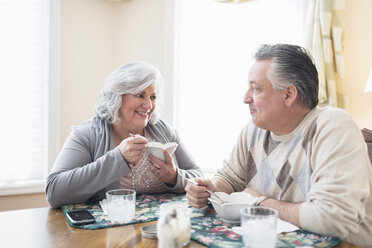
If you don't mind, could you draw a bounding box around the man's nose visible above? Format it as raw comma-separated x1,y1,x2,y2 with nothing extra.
243,90,252,104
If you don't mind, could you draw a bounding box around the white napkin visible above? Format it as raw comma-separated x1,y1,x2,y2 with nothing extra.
99,199,108,215
231,218,299,235
276,218,299,233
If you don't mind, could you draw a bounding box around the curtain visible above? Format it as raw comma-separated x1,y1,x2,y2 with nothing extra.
304,0,345,107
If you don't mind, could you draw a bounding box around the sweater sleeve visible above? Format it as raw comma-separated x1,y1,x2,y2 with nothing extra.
46,121,131,208
299,109,370,239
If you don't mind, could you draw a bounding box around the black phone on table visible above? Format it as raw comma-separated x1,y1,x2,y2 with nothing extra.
66,210,96,225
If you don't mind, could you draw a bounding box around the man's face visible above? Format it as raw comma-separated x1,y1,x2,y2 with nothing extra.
243,60,286,131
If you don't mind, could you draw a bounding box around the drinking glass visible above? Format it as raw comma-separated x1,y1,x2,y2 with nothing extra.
157,202,191,247
106,189,136,223
240,206,278,248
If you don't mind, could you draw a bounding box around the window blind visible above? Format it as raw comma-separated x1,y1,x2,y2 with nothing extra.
0,0,50,189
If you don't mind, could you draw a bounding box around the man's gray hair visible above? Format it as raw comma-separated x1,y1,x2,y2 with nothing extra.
95,62,164,124
254,44,319,109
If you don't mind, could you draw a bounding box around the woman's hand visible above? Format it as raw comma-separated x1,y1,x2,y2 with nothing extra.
118,135,147,166
148,150,177,186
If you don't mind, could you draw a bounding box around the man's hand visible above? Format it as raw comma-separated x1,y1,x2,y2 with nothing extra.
244,186,302,227
243,187,261,197
185,178,215,208
185,177,232,208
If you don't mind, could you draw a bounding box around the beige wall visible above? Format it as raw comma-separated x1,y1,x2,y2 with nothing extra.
60,0,166,143
343,0,372,129
60,0,115,143
2,0,372,211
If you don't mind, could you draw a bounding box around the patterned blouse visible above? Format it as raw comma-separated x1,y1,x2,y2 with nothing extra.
119,130,168,194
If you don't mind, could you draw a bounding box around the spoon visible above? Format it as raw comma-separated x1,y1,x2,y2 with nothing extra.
185,178,225,204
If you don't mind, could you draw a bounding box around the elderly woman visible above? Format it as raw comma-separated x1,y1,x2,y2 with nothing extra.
46,62,203,208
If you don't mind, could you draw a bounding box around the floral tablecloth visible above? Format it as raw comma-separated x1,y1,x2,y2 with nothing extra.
61,193,340,248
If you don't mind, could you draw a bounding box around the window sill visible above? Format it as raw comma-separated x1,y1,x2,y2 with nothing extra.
0,180,45,196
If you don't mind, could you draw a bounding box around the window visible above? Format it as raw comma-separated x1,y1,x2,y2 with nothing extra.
172,0,304,174
0,0,59,195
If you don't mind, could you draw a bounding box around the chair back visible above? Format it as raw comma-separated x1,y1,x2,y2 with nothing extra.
361,128,372,164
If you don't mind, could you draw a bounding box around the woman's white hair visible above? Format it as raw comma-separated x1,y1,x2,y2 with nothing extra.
95,62,164,124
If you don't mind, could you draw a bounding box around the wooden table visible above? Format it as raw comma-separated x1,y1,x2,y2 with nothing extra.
0,207,360,248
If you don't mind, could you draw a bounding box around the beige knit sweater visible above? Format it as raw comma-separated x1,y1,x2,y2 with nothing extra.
215,107,372,247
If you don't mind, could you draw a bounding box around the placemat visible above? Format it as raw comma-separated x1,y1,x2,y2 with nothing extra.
61,193,186,229
61,193,340,247
190,206,340,248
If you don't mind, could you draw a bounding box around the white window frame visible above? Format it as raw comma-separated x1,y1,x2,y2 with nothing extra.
163,0,179,125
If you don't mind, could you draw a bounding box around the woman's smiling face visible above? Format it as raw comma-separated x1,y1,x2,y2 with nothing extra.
118,84,157,132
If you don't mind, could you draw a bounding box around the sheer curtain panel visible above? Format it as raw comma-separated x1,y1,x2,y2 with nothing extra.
304,0,345,107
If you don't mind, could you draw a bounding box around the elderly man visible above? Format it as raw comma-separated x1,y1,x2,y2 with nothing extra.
186,44,372,247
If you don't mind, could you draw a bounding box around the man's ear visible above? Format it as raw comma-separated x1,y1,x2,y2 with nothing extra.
284,85,298,107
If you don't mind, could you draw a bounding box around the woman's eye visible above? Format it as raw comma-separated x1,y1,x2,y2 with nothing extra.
135,93,144,98
150,95,156,100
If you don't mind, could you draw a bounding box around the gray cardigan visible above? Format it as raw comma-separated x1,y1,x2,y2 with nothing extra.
46,117,203,208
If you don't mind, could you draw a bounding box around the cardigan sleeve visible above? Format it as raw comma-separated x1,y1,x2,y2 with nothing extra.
46,120,131,208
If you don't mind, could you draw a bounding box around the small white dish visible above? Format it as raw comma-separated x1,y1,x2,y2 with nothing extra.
145,142,178,162
208,192,257,223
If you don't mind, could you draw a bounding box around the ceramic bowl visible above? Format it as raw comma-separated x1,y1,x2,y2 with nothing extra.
208,192,257,224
